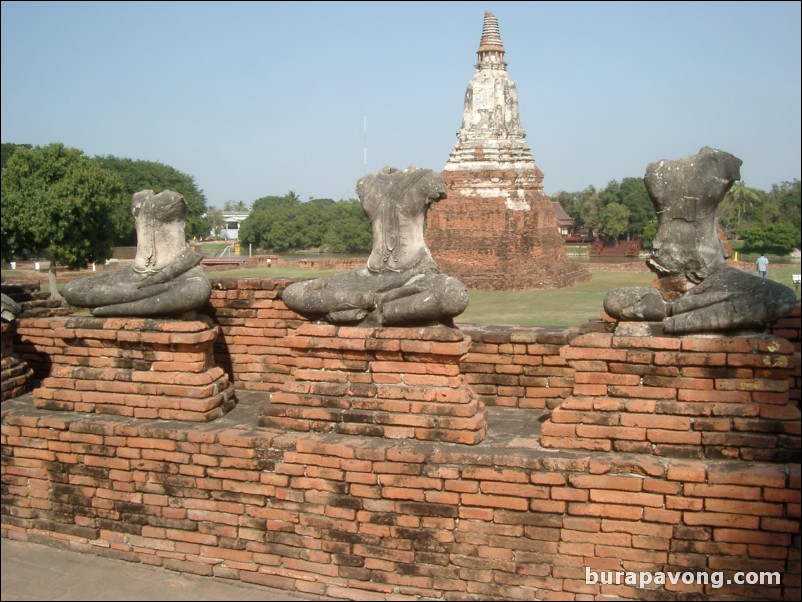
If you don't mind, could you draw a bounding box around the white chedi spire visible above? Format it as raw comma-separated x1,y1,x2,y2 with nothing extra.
446,11,534,171
476,11,506,70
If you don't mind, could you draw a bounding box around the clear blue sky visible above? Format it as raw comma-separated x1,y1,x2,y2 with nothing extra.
2,1,800,208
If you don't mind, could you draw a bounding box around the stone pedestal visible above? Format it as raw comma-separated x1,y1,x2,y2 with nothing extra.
1,321,33,402
33,316,235,421
261,323,487,444
541,330,800,461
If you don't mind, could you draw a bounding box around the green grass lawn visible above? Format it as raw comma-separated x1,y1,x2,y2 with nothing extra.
206,266,344,279
455,271,656,327
461,266,801,327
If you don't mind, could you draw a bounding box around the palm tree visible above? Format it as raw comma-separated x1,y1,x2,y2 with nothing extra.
724,182,763,236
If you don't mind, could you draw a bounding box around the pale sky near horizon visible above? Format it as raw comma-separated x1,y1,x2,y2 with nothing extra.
2,1,800,207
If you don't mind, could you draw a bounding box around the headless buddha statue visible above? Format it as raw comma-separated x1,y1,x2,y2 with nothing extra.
282,166,469,327
62,189,211,317
603,147,796,333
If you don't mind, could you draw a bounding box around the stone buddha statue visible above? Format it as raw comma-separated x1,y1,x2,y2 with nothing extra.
282,166,469,327
62,189,211,317
603,147,796,334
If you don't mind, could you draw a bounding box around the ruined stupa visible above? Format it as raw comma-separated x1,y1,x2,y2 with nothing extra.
425,11,590,290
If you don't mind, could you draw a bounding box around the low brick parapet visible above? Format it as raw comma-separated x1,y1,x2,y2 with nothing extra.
204,278,302,392
460,324,580,410
13,281,799,414
30,315,235,421
3,280,801,600
542,331,801,461
261,323,487,444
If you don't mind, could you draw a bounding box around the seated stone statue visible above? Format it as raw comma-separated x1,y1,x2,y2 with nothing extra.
603,147,796,334
1,292,21,322
282,166,469,327
62,190,211,317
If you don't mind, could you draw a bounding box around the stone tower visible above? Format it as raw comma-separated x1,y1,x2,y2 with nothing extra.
425,11,590,290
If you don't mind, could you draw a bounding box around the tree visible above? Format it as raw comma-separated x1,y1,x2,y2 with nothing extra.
600,202,631,245
579,190,602,238
1,143,126,297
597,178,652,240
322,200,372,252
94,156,211,243
1,142,32,169
741,222,799,256
617,177,653,237
223,200,249,212
768,179,801,235
239,193,300,249
238,192,370,253
641,217,658,248
205,208,226,239
554,186,598,236
719,182,765,239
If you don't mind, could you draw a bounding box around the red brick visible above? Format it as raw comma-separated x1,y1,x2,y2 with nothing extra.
567,503,643,520
620,413,690,430
680,338,757,353
575,425,646,441
707,464,786,487
684,483,761,500
705,499,783,516
760,517,800,533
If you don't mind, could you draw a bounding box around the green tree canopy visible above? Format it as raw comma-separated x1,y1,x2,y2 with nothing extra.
718,182,766,239
1,143,126,293
205,207,226,239
597,178,653,239
239,192,370,253
617,177,653,236
578,190,602,237
718,180,800,250
768,179,801,234
322,200,373,252
1,142,32,169
741,222,799,255
553,186,598,235
641,217,658,248
238,194,298,249
600,202,631,243
94,155,211,243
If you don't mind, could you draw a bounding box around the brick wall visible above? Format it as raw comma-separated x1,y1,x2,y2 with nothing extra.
13,279,799,410
1,401,798,601
3,278,800,600
460,325,581,410
425,168,591,290
203,278,302,392
541,332,800,462
263,322,487,444
1,321,33,402
28,316,235,422
773,304,801,408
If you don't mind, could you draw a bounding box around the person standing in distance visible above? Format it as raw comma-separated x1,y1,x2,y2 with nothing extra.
756,253,769,279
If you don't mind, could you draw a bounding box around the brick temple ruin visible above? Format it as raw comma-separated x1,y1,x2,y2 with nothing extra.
425,12,591,290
